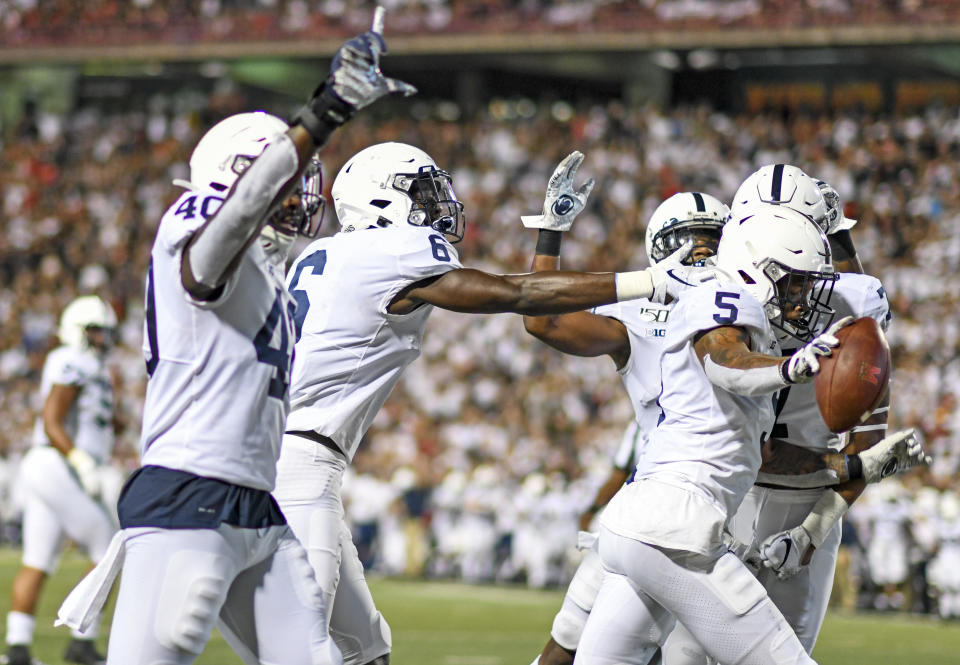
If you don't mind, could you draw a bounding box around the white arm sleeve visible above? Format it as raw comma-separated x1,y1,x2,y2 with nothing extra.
702,355,789,397
187,134,300,288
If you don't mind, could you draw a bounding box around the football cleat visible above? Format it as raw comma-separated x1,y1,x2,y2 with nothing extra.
0,645,48,665
63,639,105,665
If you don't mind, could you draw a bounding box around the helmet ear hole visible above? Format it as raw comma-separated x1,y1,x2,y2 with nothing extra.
738,270,756,285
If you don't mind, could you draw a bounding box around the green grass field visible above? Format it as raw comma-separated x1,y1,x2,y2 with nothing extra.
3,547,959,664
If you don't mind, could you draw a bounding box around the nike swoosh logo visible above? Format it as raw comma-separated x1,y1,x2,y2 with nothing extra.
781,539,792,567
667,269,694,286
786,248,802,254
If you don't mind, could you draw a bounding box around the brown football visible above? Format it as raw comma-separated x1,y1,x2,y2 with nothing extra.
814,317,891,434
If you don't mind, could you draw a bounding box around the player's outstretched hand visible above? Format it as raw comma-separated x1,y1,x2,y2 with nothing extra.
759,525,811,580
858,428,932,484
522,151,595,232
783,315,854,383
644,239,694,303
293,7,416,145
67,447,101,497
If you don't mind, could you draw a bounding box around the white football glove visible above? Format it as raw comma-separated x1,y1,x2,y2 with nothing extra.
645,240,695,304
521,151,595,232
783,316,854,383
759,525,811,581
858,428,932,484
67,447,101,497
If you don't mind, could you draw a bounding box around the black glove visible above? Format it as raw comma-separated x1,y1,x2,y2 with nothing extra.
293,26,416,146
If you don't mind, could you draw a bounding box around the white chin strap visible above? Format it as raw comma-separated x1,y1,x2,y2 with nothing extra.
259,226,297,265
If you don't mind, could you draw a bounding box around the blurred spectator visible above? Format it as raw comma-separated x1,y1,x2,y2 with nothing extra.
3,1,960,49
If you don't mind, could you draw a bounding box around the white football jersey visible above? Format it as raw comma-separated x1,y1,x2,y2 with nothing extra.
771,272,891,457
602,275,779,554
32,345,115,463
284,225,462,460
593,298,671,446
139,189,295,491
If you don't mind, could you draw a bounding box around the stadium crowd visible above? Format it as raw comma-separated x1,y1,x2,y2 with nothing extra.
1,84,959,615
2,0,959,49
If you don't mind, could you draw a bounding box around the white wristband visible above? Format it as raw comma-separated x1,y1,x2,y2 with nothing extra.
614,270,653,302
801,490,849,548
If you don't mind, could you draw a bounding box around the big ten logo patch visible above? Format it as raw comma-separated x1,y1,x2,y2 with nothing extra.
637,307,668,337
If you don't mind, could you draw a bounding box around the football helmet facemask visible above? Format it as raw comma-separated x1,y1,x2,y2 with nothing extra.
332,142,465,243
716,203,836,342
58,295,118,352
179,112,325,241
731,164,828,233
815,179,857,234
645,192,728,265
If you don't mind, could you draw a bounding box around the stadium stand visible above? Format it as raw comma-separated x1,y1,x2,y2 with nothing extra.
2,4,960,614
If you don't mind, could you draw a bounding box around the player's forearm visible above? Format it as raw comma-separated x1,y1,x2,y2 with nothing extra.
523,243,564,335
43,420,75,457
505,271,622,315
182,129,315,298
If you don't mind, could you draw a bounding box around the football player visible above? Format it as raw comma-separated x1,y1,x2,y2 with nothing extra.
660,165,930,664
521,159,924,665
522,176,728,665
575,203,848,665
4,296,118,665
271,144,695,665
57,14,414,665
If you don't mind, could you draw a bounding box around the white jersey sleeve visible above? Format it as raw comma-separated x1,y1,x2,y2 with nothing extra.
285,226,462,460
32,346,115,463
139,192,295,491
766,272,892,465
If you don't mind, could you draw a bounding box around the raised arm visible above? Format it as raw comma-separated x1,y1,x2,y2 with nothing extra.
522,251,631,367
181,127,319,300
182,15,415,300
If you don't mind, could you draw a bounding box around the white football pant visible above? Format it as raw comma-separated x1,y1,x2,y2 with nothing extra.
106,524,341,665
274,435,391,665
19,446,115,572
548,540,605,651
577,527,816,665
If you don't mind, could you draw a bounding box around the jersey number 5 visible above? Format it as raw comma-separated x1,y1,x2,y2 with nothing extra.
713,291,740,325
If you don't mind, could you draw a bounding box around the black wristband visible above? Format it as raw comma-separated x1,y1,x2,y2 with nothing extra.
535,229,562,257
846,454,863,480
779,359,794,385
291,84,355,148
829,229,857,262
